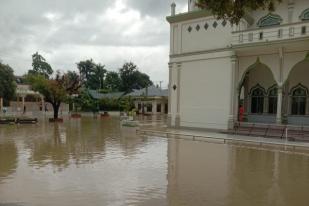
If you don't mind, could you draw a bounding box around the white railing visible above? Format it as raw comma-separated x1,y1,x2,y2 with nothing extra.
231,21,309,46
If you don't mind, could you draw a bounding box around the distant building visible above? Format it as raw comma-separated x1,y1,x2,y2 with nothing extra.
88,90,125,100
1,77,69,115
167,0,309,130
127,85,168,115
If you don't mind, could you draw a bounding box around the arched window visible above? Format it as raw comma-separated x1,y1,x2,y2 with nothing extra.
257,13,283,27
268,86,278,114
291,85,308,115
251,86,265,114
299,8,309,21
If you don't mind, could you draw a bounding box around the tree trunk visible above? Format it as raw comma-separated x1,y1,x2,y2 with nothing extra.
53,103,60,119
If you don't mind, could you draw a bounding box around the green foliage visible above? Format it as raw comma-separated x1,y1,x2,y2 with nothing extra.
119,62,153,93
99,97,120,111
118,96,134,112
77,59,107,90
104,71,121,92
0,62,16,105
77,60,153,93
28,52,53,78
78,91,99,112
197,0,282,24
27,71,81,119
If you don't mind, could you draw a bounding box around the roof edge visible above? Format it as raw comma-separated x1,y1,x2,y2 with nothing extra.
166,9,212,24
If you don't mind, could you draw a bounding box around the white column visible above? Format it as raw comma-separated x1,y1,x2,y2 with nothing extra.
41,96,45,112
175,63,182,127
229,55,237,129
0,97,3,112
276,86,283,124
277,47,284,124
171,2,176,16
234,89,240,122
152,100,157,114
161,102,165,114
22,96,25,114
288,0,295,23
168,63,173,126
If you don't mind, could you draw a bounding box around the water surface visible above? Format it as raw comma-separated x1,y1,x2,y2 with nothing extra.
0,117,309,206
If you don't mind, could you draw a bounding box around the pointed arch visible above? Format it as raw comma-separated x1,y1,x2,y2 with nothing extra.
289,83,309,96
238,58,276,90
249,84,266,114
290,84,308,115
285,52,309,84
299,8,309,21
249,84,266,96
267,84,278,96
257,13,283,27
267,84,278,114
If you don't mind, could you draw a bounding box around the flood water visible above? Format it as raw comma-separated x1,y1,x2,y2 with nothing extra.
0,117,309,206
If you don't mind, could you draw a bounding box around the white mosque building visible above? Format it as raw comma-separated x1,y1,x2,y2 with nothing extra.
167,0,309,130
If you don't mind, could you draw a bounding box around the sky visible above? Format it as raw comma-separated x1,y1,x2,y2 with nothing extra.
0,0,187,88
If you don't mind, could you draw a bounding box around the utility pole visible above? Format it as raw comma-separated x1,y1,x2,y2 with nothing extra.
159,81,163,90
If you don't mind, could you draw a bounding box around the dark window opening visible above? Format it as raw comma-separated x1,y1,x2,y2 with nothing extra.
146,104,152,112
291,87,307,115
301,26,307,35
259,32,264,40
251,87,265,114
156,104,161,113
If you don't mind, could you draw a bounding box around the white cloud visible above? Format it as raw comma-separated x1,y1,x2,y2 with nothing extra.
0,0,188,88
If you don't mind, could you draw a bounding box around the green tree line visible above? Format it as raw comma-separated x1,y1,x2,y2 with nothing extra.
0,52,153,119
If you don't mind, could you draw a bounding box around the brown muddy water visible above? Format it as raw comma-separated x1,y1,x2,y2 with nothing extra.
0,117,309,206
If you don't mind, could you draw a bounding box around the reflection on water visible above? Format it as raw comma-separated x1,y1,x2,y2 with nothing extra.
0,140,17,182
0,117,309,206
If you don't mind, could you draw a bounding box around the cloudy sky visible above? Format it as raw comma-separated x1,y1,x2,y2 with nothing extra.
0,0,187,87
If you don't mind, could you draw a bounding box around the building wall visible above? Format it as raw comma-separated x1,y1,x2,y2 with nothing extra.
170,51,234,130
181,18,233,53
168,0,309,128
247,0,309,29
134,98,168,115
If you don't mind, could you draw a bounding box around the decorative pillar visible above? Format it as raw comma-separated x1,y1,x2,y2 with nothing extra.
175,63,182,128
41,96,45,113
152,100,157,114
171,2,176,16
0,97,3,112
288,0,295,23
229,55,237,129
168,63,173,127
22,96,25,114
277,47,284,124
276,86,283,124
234,89,240,122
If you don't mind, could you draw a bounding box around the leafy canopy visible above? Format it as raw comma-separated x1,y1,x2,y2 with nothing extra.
104,71,121,92
119,62,153,93
28,71,81,119
0,62,16,104
28,52,53,78
197,0,282,24
77,59,107,90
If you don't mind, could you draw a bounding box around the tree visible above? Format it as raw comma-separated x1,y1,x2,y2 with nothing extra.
29,52,53,78
119,62,153,93
77,59,96,88
104,71,121,92
94,64,107,90
77,60,107,90
197,0,282,24
78,90,99,113
0,62,16,106
28,71,81,119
